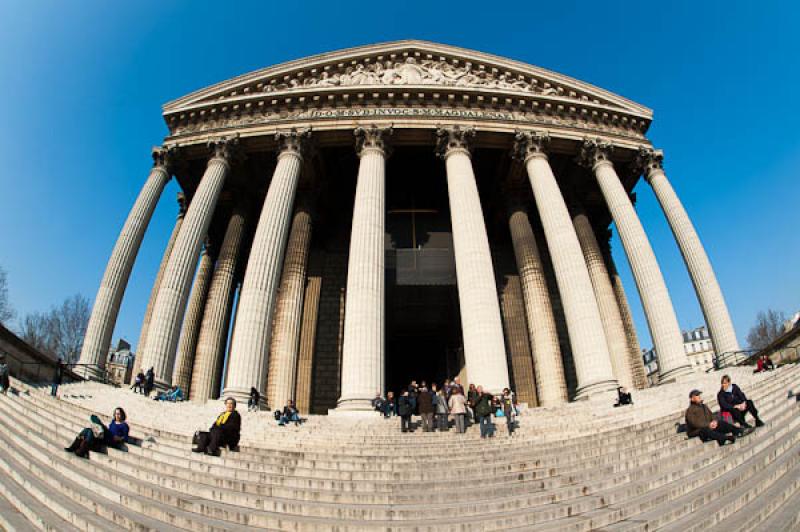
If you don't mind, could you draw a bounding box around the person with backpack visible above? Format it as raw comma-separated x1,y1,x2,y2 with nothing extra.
473,386,495,438
130,370,145,394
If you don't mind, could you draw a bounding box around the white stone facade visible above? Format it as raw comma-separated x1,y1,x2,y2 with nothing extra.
79,41,737,410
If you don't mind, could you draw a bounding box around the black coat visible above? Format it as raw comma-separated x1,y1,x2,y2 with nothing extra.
397,396,412,417
210,410,241,446
717,384,748,414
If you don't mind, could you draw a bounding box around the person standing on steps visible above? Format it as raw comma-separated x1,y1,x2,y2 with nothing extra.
51,359,63,397
407,380,419,416
144,367,155,397
417,384,434,432
501,388,516,436
448,386,467,434
247,387,260,412
434,384,449,431
0,355,10,394
473,385,495,439
685,389,747,446
397,389,413,433
717,375,765,429
130,370,145,394
192,397,241,456
466,383,478,425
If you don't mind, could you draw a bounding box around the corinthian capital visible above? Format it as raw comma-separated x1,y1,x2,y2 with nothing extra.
354,125,393,157
276,128,311,158
514,130,550,162
207,135,241,163
577,138,614,170
634,146,665,182
151,145,176,172
435,126,475,159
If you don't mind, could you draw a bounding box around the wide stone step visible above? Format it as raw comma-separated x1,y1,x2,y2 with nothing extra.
0,473,53,532
750,478,800,532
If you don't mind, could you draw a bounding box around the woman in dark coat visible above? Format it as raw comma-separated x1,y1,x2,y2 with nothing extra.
192,397,241,456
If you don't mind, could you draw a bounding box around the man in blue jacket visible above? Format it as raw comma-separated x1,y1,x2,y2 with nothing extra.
717,375,764,429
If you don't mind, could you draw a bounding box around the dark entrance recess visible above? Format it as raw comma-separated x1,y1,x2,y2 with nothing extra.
384,147,463,395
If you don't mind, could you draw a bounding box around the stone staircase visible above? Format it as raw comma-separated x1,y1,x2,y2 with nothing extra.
0,365,797,531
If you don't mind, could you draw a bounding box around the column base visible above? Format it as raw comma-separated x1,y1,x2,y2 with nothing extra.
657,364,694,384
219,386,252,407
573,378,619,401
334,396,377,413
76,365,108,382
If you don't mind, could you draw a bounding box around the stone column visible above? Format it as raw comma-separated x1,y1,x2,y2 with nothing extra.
572,207,635,390
507,205,568,405
133,192,186,379
295,271,322,415
190,204,247,402
139,138,235,388
436,126,509,395
171,242,214,394
606,250,649,389
266,205,313,410
78,147,174,376
499,274,538,407
515,131,617,397
579,139,691,381
224,130,309,403
637,147,740,356
337,126,391,411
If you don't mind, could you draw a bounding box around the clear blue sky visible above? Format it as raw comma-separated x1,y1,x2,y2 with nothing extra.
0,1,798,352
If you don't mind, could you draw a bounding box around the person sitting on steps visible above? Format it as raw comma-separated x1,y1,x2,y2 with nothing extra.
717,375,764,429
685,389,748,446
64,407,129,458
278,399,302,426
614,386,633,407
755,354,775,373
247,387,260,412
192,397,241,456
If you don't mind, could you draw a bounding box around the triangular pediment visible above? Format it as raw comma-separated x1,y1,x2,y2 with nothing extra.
163,40,651,118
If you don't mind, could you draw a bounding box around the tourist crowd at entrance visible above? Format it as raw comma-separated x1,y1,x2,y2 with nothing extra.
371,378,518,437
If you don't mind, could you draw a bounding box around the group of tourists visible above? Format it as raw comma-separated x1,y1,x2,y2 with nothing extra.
684,374,765,446
372,378,518,437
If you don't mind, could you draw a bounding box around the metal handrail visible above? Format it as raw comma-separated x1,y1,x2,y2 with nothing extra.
0,347,109,383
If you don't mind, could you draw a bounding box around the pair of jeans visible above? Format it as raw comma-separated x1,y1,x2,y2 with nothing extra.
478,415,493,438
400,415,412,432
454,413,466,433
436,413,449,431
278,413,301,426
50,383,59,397
506,414,515,435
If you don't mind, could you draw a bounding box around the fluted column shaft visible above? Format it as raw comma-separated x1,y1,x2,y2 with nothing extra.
267,207,313,409
295,273,322,414
133,194,186,379
437,127,509,394
140,141,232,387
508,207,568,405
639,149,739,356
337,126,390,410
516,132,617,397
172,247,214,393
608,256,649,389
582,141,690,381
79,149,172,374
572,211,635,389
224,132,307,403
190,206,247,402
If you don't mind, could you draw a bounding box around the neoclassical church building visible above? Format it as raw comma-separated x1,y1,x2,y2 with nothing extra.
78,41,739,414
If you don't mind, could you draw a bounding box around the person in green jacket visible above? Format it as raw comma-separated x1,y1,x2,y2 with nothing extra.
473,386,495,438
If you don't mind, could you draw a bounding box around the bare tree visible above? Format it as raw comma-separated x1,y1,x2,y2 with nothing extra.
746,309,787,350
0,266,14,325
17,294,91,364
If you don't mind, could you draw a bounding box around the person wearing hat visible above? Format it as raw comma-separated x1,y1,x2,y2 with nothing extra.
685,389,747,446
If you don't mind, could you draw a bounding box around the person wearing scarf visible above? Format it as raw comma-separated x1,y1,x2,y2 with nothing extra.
192,397,241,456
